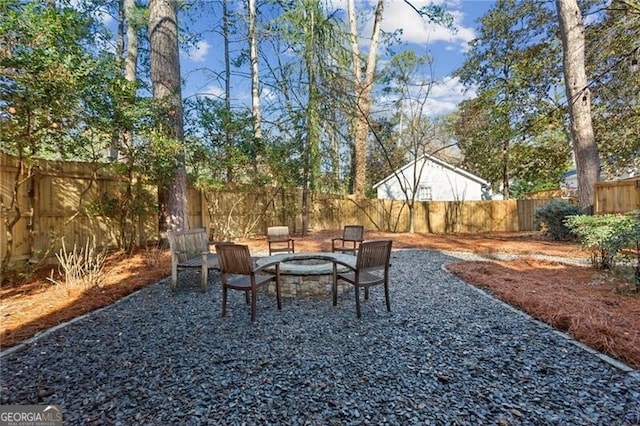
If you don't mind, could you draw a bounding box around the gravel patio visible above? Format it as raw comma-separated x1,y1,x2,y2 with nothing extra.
1,249,639,425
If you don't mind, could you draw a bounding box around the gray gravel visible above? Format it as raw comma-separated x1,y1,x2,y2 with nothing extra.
2,249,639,425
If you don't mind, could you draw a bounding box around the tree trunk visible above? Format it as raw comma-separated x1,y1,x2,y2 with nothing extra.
555,0,600,212
149,0,188,232
223,0,233,181
502,138,510,199
408,201,415,234
124,0,138,84
121,0,138,162
247,0,262,140
348,0,384,198
110,0,126,160
123,0,140,248
303,2,322,235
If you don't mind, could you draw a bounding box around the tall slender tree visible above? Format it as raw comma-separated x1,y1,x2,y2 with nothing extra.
373,50,441,232
555,0,601,212
348,0,384,198
345,1,453,198
265,0,343,232
149,0,188,231
247,0,262,140
299,1,323,234
222,0,234,181
110,0,140,161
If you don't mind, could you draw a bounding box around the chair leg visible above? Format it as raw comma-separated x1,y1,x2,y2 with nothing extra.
221,286,228,317
332,267,338,306
364,286,369,300
245,292,250,304
275,280,282,310
200,263,208,293
171,264,178,291
250,288,257,323
354,285,362,318
384,282,391,312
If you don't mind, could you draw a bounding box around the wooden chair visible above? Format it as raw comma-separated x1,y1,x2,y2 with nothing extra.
267,226,295,256
331,225,364,255
332,240,392,318
167,227,221,292
215,243,282,323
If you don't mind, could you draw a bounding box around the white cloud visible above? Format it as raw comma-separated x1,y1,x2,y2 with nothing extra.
398,77,475,117
69,0,114,26
261,87,278,101
186,40,211,63
381,1,476,49
375,75,477,118
424,76,477,116
326,0,479,69
194,85,225,99
95,7,114,27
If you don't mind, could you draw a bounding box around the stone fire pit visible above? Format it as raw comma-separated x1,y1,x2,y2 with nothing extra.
255,252,356,298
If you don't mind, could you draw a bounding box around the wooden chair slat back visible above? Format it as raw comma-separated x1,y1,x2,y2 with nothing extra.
267,226,291,242
343,225,364,242
356,240,392,271
216,244,253,275
168,228,209,262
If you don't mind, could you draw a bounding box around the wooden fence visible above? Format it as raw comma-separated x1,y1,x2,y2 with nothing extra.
594,177,640,214
308,195,551,234
5,152,624,267
1,154,169,264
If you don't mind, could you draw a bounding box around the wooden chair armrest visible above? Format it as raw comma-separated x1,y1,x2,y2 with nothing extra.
253,261,281,274
331,259,357,272
173,249,209,255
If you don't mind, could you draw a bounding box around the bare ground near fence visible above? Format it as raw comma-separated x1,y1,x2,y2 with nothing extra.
1,230,638,369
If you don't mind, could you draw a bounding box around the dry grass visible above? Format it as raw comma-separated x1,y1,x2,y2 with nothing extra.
1,230,638,370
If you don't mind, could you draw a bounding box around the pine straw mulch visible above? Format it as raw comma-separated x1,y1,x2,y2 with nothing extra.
1,248,171,351
1,230,638,370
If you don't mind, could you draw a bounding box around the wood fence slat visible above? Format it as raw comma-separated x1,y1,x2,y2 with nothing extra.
594,178,640,214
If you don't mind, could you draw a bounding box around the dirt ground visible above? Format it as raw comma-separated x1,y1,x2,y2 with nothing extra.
1,230,638,369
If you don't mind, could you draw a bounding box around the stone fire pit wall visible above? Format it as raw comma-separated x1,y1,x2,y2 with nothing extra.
255,253,356,298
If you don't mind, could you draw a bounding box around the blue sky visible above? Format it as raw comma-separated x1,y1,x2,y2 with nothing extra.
178,0,495,117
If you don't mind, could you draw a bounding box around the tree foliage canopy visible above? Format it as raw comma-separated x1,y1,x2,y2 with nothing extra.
2,0,637,206
453,0,570,198
1,1,127,161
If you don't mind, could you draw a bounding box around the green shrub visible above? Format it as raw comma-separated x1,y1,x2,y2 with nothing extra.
565,211,640,270
534,200,580,241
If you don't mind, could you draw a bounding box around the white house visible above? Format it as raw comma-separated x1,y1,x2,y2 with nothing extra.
560,169,578,197
373,154,493,201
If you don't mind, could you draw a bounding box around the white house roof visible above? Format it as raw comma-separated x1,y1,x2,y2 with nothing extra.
372,154,490,189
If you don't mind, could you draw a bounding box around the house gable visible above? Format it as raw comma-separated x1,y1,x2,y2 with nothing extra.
373,154,491,201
